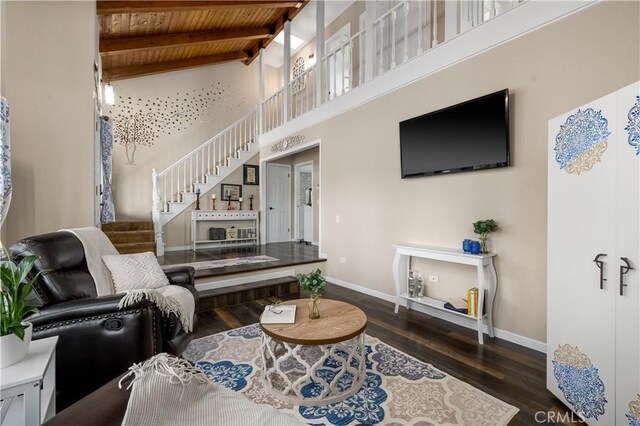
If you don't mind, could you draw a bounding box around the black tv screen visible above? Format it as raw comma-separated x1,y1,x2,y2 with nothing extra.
399,89,510,178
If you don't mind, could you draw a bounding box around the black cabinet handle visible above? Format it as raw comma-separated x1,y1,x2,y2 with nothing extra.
593,253,607,289
620,257,633,296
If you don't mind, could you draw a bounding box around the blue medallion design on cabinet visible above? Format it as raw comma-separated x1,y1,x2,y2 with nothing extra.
627,394,640,426
197,360,252,391
552,344,607,420
625,95,640,155
554,108,610,174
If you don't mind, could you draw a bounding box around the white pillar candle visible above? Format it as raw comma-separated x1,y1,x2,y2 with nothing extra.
212,194,216,199
239,197,243,202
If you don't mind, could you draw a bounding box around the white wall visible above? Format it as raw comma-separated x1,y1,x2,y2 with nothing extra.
103,62,260,222
260,1,640,343
2,1,97,244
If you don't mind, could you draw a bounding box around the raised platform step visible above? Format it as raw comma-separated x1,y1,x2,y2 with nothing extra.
115,242,157,254
198,276,300,312
102,221,154,232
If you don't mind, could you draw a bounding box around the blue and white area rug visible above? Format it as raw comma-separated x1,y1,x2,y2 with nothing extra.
183,324,518,425
164,256,278,271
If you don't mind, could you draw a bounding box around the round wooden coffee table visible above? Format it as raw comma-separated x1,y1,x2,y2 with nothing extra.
260,299,367,406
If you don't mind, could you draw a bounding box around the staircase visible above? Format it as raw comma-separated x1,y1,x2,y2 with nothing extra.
152,109,259,256
103,221,156,254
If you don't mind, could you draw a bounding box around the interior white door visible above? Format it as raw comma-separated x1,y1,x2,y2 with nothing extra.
615,81,640,424
325,23,351,100
547,91,618,425
266,163,290,243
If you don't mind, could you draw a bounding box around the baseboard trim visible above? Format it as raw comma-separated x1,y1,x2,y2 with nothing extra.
196,269,296,291
326,276,546,353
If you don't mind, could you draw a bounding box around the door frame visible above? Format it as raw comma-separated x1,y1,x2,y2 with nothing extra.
325,22,351,100
293,160,313,243
265,162,291,243
260,138,323,256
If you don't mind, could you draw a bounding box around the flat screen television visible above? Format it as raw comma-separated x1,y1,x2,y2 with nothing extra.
399,89,510,178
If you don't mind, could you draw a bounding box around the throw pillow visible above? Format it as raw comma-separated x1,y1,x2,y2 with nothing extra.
102,251,169,293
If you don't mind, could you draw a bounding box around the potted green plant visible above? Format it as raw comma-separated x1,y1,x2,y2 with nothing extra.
473,219,499,254
296,269,326,319
1,244,39,368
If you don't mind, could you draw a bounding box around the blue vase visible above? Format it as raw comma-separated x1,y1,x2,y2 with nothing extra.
470,241,481,255
463,239,472,252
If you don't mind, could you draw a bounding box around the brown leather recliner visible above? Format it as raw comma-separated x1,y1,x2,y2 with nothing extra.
10,231,199,411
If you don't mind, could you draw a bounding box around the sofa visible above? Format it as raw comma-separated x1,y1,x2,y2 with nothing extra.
10,231,199,410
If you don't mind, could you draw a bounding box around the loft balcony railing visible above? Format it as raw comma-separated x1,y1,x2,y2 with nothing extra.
259,0,525,132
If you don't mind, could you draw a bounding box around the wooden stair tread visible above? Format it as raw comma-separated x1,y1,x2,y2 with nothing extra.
102,221,154,232
104,230,154,244
200,276,298,298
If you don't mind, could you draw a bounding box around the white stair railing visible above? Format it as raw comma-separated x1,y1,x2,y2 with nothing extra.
154,109,257,214
263,88,285,133
151,108,258,255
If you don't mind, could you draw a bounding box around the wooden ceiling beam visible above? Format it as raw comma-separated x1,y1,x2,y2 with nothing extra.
102,50,251,81
97,1,303,15
100,27,272,56
245,0,310,65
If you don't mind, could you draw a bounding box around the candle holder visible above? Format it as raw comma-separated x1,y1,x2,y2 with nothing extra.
239,201,243,210
195,191,201,210
249,195,254,210
211,198,216,210
227,195,232,210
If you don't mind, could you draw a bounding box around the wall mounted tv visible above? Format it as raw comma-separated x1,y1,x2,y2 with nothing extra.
399,89,510,178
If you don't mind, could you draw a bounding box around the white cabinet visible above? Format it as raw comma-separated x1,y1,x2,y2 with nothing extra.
0,337,58,426
190,210,259,250
547,82,639,425
392,244,497,344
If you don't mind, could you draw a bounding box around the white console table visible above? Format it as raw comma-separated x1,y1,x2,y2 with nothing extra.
392,244,497,344
191,210,259,251
1,336,58,426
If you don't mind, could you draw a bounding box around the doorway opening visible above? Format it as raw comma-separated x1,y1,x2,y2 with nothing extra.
294,161,313,244
262,144,320,249
265,163,291,243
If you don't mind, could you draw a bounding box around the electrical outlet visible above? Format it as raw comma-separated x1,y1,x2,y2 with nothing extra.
340,257,346,263
429,275,439,283
336,215,341,224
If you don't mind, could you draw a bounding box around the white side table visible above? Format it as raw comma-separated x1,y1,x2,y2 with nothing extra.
1,336,58,426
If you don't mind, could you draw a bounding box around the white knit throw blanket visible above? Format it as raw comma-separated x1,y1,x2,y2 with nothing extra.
63,228,118,296
118,354,305,426
118,286,194,332
61,228,194,332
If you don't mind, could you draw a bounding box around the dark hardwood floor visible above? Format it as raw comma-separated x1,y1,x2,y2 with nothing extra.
160,242,325,279
195,283,574,425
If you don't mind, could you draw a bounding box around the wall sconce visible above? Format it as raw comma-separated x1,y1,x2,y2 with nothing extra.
104,83,115,106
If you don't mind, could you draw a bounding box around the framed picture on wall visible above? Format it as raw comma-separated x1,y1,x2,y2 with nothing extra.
221,184,242,201
243,164,259,185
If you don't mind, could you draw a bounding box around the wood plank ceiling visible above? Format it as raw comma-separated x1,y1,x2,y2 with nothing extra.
98,0,309,81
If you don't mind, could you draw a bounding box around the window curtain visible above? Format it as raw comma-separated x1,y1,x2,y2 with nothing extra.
100,116,116,224
0,97,11,228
